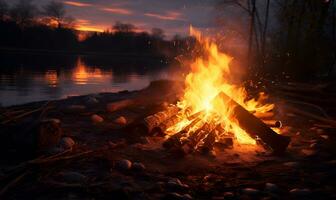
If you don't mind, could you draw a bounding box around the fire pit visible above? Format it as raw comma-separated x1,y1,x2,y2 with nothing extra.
131,28,290,156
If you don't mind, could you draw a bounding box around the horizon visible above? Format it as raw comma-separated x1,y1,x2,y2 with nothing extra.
4,0,218,37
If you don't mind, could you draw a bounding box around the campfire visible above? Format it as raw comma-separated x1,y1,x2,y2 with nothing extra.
134,28,290,155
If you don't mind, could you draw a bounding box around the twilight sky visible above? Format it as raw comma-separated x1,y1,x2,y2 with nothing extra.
12,0,220,37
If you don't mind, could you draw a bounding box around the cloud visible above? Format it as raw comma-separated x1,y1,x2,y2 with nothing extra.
101,7,133,15
144,11,184,21
63,1,93,7
75,18,104,32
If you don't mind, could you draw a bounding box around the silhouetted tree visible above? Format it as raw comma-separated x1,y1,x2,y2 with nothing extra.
0,0,8,21
151,28,165,39
113,21,136,33
43,1,66,28
9,0,37,27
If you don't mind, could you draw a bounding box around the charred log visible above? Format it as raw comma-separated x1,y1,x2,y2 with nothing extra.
217,92,290,153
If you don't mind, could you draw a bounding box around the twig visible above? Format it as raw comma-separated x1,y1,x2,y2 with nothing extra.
287,106,336,127
1,101,51,125
0,170,29,197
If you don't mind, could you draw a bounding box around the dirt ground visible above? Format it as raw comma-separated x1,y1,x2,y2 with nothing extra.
1,80,336,200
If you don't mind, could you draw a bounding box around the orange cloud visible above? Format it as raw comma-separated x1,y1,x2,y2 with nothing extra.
101,7,133,15
144,11,184,21
75,19,104,32
64,1,93,7
76,26,104,32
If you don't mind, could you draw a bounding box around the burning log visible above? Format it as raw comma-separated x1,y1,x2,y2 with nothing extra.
162,118,202,149
133,105,179,135
199,124,220,153
253,112,274,120
262,120,282,128
217,92,290,153
152,115,181,136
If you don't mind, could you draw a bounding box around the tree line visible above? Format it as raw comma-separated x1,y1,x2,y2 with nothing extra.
0,0,193,58
219,0,336,80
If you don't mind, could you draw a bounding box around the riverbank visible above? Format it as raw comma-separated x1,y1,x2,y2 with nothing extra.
0,80,336,199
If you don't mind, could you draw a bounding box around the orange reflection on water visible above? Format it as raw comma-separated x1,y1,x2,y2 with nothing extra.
45,70,58,87
72,58,112,85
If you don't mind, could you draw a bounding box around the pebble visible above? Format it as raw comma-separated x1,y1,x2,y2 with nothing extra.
132,162,146,171
59,171,86,183
316,129,324,134
91,114,104,123
309,142,320,148
167,178,189,192
320,135,329,140
115,159,132,171
59,137,75,149
289,188,311,196
223,192,234,198
265,183,279,193
114,116,127,125
301,149,317,156
241,188,260,196
182,194,193,200
85,96,99,105
283,161,299,167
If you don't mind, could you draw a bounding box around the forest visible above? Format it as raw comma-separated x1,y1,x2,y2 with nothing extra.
0,0,335,80
0,0,192,59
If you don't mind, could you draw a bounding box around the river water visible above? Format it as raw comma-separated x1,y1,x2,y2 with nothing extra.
0,53,180,106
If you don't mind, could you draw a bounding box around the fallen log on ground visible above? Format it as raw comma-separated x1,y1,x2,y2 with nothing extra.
216,92,291,153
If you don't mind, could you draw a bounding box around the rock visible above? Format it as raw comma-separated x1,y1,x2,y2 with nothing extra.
59,171,86,183
301,149,317,156
289,188,311,196
241,188,260,196
91,114,104,123
320,135,329,140
115,159,132,171
265,183,279,193
0,119,62,154
283,161,299,167
132,162,146,171
36,119,63,151
316,129,324,134
166,178,189,192
223,192,234,199
113,116,127,125
85,96,99,105
59,137,75,149
309,142,321,148
182,194,193,200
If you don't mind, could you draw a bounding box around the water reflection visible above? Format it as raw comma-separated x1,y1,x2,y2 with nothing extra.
0,54,178,106
45,70,58,87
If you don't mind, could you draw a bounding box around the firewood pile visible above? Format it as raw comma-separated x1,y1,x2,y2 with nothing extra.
128,91,290,157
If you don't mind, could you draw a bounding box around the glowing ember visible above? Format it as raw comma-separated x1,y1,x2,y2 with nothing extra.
166,27,275,147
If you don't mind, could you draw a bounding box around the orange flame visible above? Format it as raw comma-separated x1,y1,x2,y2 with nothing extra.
168,27,274,146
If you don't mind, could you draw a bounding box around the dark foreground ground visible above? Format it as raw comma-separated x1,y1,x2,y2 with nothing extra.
0,80,336,200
